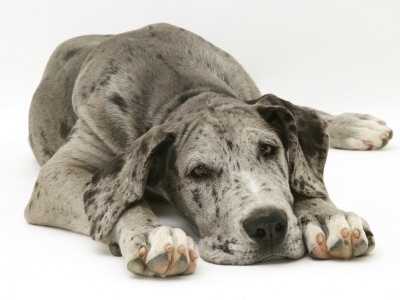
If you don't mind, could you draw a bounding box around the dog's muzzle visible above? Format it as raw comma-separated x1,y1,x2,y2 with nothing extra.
243,208,288,247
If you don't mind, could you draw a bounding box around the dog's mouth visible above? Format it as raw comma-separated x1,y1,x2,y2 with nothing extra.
198,233,306,265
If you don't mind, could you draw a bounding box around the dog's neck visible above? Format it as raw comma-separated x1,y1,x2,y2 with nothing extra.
152,86,252,128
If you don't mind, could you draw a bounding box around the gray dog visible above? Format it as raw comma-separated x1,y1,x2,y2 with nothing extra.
25,23,393,277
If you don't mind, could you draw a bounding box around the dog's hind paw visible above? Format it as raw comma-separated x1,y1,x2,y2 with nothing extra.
124,226,198,277
327,113,393,150
302,212,375,259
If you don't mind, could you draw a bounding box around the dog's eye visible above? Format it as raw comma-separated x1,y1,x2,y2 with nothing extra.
191,165,209,178
260,143,275,157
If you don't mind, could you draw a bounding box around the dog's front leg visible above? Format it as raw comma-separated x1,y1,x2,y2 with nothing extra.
105,201,197,276
293,196,375,259
82,124,199,276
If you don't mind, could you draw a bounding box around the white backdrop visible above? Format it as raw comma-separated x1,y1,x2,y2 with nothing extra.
1,1,399,299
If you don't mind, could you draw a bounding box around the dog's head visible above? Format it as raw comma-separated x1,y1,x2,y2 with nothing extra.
86,94,329,265
159,94,329,264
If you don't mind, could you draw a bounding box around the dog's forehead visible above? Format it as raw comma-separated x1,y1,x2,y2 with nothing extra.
179,105,265,147
176,105,282,165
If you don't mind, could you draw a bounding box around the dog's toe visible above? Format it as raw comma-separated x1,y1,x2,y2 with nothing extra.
124,226,197,277
303,212,374,260
328,113,393,150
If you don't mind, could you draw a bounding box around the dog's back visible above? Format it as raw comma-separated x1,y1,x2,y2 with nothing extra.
29,34,108,165
29,24,260,165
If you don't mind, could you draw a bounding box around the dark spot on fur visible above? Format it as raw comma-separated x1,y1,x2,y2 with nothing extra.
42,147,53,158
299,179,305,190
155,53,181,77
83,188,98,203
90,85,96,93
275,163,286,179
109,93,127,113
40,130,47,143
91,173,100,185
226,140,233,150
300,216,310,226
212,240,234,255
104,196,113,205
191,189,202,208
212,187,217,198
59,120,71,140
138,140,148,155
63,49,80,61
148,26,156,38
110,65,120,75
100,76,111,86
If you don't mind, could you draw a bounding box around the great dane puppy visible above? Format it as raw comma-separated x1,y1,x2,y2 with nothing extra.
25,23,393,277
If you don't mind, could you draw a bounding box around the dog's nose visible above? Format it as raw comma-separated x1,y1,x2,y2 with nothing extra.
243,209,288,246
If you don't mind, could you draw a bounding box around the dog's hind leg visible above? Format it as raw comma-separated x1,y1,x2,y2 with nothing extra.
24,120,114,235
28,34,110,166
315,110,393,150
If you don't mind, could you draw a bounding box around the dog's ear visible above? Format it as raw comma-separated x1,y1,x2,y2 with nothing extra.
84,125,175,240
254,94,329,198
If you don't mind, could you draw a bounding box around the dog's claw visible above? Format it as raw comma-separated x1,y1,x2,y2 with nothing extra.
165,244,173,254
139,246,147,257
178,245,186,255
317,234,324,245
341,228,350,238
189,249,198,261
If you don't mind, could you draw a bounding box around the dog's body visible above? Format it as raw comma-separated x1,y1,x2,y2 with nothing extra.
25,23,392,276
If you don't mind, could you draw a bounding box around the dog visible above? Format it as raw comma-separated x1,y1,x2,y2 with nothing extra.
25,23,393,277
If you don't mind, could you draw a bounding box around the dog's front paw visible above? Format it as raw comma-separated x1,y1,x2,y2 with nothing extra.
328,113,393,150
120,226,198,277
301,212,375,259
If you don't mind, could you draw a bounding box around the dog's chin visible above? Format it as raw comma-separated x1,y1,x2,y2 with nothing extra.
198,234,306,265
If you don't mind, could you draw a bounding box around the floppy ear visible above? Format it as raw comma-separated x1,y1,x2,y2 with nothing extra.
254,94,329,198
83,125,175,240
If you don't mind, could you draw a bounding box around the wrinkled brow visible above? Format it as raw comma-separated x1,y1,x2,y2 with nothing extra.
244,128,280,146
181,152,223,177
